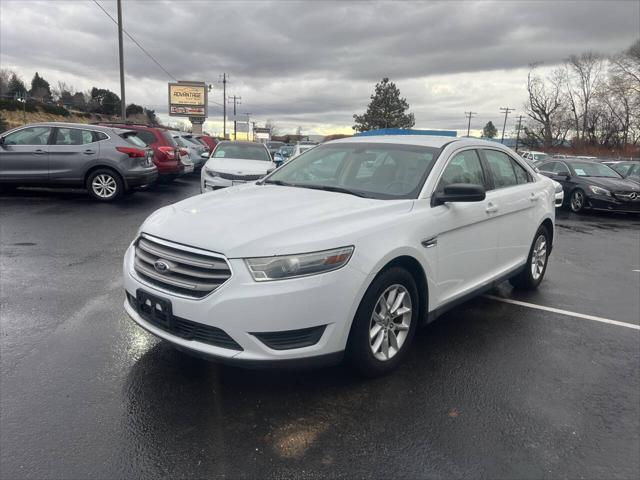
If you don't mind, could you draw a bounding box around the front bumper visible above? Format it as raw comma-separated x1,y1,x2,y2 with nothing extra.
122,244,368,365
586,194,640,213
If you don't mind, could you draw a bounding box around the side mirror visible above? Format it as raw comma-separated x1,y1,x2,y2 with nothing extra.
433,183,486,205
200,152,209,159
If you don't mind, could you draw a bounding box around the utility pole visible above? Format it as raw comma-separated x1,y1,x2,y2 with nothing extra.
499,107,515,144
464,111,477,137
228,95,242,140
251,121,257,142
515,115,524,152
116,0,126,121
243,112,251,141
219,73,228,139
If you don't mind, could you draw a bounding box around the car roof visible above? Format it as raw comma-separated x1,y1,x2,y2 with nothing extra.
327,135,511,150
217,140,266,146
21,122,121,132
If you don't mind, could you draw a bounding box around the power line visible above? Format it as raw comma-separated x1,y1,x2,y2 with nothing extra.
91,0,177,81
464,111,477,137
499,107,515,144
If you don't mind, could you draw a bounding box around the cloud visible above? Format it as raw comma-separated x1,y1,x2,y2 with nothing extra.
1,0,638,134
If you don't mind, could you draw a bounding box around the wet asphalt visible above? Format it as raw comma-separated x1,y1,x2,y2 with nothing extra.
1,177,639,479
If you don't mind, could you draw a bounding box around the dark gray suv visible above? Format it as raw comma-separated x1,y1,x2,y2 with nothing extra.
0,122,158,201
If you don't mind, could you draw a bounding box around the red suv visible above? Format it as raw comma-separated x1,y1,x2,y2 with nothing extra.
95,123,193,180
192,134,218,151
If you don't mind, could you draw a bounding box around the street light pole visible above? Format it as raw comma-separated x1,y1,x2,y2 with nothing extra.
116,0,126,120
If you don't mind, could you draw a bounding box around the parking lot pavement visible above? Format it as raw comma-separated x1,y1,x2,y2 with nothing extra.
1,179,639,479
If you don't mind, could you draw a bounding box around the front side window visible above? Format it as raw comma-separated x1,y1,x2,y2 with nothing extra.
512,158,531,184
53,128,94,145
3,126,52,145
266,142,439,199
213,144,271,161
437,150,484,191
484,150,518,188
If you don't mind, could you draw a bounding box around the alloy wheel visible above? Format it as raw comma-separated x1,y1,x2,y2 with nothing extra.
571,190,584,212
92,174,117,199
369,284,412,361
531,234,547,280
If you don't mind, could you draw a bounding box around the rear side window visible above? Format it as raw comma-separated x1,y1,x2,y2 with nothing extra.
483,150,518,189
122,133,147,148
92,131,109,142
136,130,158,146
437,150,484,191
53,128,95,145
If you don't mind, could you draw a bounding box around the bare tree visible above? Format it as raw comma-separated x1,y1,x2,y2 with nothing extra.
525,64,567,148
0,69,12,97
563,52,605,144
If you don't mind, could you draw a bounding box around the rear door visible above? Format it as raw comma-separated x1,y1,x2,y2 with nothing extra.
428,148,500,305
0,126,52,182
48,127,102,184
480,149,540,272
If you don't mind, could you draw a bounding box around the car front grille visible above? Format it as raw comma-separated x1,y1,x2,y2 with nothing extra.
613,191,640,202
126,292,242,350
217,171,264,181
133,234,232,299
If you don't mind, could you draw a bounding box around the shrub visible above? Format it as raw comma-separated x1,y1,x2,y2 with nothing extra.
41,103,70,116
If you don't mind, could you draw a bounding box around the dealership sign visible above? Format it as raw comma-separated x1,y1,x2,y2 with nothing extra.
168,82,207,118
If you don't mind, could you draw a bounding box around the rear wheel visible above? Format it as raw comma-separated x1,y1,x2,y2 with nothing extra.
570,188,586,213
509,225,550,290
86,169,123,202
347,267,419,377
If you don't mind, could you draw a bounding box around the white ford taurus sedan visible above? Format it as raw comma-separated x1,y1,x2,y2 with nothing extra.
124,135,555,376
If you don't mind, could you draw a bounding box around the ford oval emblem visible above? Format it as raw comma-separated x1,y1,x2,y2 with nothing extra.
154,260,170,274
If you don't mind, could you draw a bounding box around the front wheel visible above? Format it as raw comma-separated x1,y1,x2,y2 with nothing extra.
509,225,550,290
569,188,586,213
347,267,419,377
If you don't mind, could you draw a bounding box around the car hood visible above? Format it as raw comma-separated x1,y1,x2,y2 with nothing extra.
141,184,414,258
583,176,640,192
204,158,274,174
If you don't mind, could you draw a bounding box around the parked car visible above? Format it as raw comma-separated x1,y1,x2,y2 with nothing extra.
520,156,563,207
0,122,157,201
290,143,316,159
273,144,295,167
124,136,555,376
171,132,208,170
265,141,285,158
191,134,218,151
95,123,192,181
603,161,640,186
200,141,275,191
520,151,550,165
538,158,640,213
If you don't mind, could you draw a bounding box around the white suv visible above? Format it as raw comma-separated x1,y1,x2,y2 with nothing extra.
123,136,555,376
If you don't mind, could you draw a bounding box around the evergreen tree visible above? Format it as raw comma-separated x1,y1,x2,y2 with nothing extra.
125,103,144,117
482,121,498,138
7,73,26,98
353,78,415,131
29,72,52,101
89,87,121,115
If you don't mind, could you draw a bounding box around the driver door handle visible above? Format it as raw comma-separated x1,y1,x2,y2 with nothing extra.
33,149,46,155
530,193,540,202
83,149,96,154
485,202,499,214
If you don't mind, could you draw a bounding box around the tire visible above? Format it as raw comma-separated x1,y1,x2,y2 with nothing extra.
347,267,419,377
86,169,123,202
569,188,586,213
509,225,550,290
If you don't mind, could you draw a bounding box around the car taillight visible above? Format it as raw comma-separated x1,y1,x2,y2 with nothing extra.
116,146,146,158
180,148,188,157
158,146,176,161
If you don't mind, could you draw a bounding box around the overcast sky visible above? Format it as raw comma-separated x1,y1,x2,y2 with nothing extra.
1,0,638,136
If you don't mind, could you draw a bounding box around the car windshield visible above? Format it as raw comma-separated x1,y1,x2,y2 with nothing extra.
570,161,621,178
278,146,295,156
533,153,549,162
213,143,271,161
611,163,632,175
264,142,440,199
267,142,283,149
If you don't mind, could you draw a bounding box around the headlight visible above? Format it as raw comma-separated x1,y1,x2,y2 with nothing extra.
588,185,611,196
205,167,220,177
245,246,354,281
552,182,563,193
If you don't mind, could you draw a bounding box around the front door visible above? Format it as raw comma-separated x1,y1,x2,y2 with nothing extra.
427,148,500,306
0,126,52,182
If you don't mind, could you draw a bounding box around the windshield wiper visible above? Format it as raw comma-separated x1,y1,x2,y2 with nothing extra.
299,184,371,198
259,179,293,186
